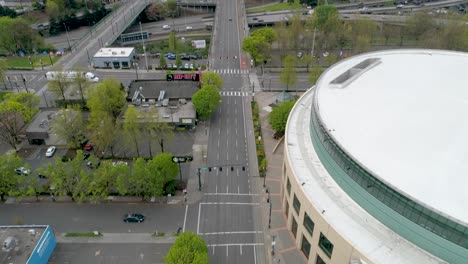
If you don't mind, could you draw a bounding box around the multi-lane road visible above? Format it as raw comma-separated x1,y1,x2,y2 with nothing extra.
191,0,266,262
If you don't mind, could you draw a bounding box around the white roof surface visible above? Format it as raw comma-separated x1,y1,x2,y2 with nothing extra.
286,88,445,263
93,47,135,58
315,49,468,225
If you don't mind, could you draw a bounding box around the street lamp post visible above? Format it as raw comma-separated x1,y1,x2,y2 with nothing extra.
28,56,33,70
48,53,53,66
133,62,139,80
40,58,43,70
197,168,201,191
139,22,149,71
63,23,72,52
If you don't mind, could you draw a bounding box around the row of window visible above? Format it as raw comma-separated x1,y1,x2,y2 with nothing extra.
309,103,468,249
284,174,334,262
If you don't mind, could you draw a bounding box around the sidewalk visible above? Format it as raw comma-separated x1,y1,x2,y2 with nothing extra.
56,233,177,244
255,91,306,264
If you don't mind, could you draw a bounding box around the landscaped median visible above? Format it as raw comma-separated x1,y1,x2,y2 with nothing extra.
251,101,267,177
1,54,60,70
64,232,102,238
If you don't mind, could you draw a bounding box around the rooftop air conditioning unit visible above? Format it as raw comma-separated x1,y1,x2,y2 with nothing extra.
3,237,16,252
121,51,125,54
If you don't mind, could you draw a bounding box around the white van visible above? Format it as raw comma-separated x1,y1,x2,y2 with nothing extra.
45,71,99,82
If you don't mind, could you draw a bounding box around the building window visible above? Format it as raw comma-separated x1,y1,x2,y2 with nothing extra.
319,233,334,258
287,178,291,195
291,217,298,238
316,255,326,264
301,235,311,259
122,61,129,68
293,194,301,214
303,212,315,237
285,200,289,218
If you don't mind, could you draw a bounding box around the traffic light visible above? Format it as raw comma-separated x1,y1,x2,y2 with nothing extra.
231,167,234,171
219,167,222,172
242,166,245,171
208,167,212,172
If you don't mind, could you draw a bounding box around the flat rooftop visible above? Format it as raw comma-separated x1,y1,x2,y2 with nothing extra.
315,49,468,225
26,110,60,133
0,225,47,264
286,89,443,264
94,47,135,58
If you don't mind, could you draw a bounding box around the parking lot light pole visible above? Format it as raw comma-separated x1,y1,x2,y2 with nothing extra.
133,62,139,80
197,168,201,191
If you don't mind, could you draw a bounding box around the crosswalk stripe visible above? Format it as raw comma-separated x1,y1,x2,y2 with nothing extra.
212,69,249,75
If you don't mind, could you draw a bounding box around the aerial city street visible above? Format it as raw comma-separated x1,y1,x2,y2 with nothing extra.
0,0,467,263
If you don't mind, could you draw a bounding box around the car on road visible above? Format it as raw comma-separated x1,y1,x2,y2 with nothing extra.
123,213,145,223
162,25,171,30
282,17,289,21
186,26,192,30
252,17,258,20
258,19,264,22
396,4,405,8
189,54,199,60
297,52,303,58
112,161,128,166
229,18,232,21
46,146,57,157
84,144,93,151
14,167,29,175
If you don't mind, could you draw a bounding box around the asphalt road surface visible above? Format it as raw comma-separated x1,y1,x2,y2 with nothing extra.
188,0,267,262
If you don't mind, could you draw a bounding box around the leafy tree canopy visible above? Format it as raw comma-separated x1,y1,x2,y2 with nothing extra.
268,99,297,134
87,78,126,120
165,231,208,264
192,84,221,120
201,72,223,90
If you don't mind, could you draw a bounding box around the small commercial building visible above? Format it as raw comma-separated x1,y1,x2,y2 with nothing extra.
126,78,199,127
0,225,57,264
92,47,136,69
26,109,79,145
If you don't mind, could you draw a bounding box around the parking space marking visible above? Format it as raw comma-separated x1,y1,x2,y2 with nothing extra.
200,231,262,235
183,204,188,232
204,193,258,196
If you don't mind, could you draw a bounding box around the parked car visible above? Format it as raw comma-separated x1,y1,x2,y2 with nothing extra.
167,54,176,60
184,63,190,69
123,213,145,223
112,161,128,166
186,26,193,30
189,54,198,60
162,25,171,30
45,146,56,157
396,4,405,8
38,174,47,179
84,144,93,151
86,160,101,169
253,17,258,20
297,52,303,58
190,63,194,70
14,167,29,175
258,19,264,22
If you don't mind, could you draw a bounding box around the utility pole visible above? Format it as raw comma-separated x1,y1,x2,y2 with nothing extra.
133,62,139,80
63,23,72,52
197,168,201,191
139,22,149,71
311,27,317,58
20,74,29,93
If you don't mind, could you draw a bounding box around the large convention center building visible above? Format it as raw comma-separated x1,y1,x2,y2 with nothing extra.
283,49,468,264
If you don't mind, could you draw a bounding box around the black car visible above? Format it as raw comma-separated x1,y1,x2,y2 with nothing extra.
123,213,145,223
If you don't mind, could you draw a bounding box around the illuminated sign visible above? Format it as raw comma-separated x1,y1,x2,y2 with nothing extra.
166,73,199,82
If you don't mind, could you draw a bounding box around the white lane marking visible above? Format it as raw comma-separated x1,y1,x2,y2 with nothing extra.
38,75,44,81
240,245,243,255
200,202,259,205
212,246,215,254
226,185,229,193
207,243,264,247
197,203,201,235
226,245,229,256
238,186,240,194
204,193,259,196
236,153,239,161
183,204,188,232
216,185,218,194
254,245,257,264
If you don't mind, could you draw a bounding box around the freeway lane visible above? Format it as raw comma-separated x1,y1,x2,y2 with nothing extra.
193,0,266,262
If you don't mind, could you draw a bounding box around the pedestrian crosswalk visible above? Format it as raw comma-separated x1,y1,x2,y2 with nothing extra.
219,91,251,97
212,69,249,75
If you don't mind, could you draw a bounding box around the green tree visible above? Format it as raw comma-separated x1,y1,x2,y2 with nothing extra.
167,0,179,18
308,65,324,85
201,72,223,90
46,151,89,201
169,31,176,51
251,27,277,44
123,105,141,157
14,170,44,202
192,84,221,120
0,153,23,200
0,17,46,54
242,35,270,65
145,3,168,21
301,54,315,72
48,71,70,103
128,157,151,199
143,106,173,156
348,19,376,54
279,55,297,91
405,13,436,41
288,14,304,52
268,99,297,134
150,152,178,185
312,5,339,32
88,112,120,157
88,160,128,200
165,231,208,264
274,22,290,59
159,55,167,68
87,78,126,120
0,93,40,151
175,54,182,68
50,106,85,149
0,60,7,89
72,69,91,105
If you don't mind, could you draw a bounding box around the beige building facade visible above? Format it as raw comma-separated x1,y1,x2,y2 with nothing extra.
281,50,468,264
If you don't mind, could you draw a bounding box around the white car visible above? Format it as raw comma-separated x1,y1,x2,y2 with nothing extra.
186,26,193,30
162,25,171,30
396,4,405,8
45,146,56,157
112,161,128,166
15,167,30,175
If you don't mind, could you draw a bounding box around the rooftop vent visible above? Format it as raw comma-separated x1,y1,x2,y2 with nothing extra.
3,237,16,252
329,58,381,88
121,51,126,55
